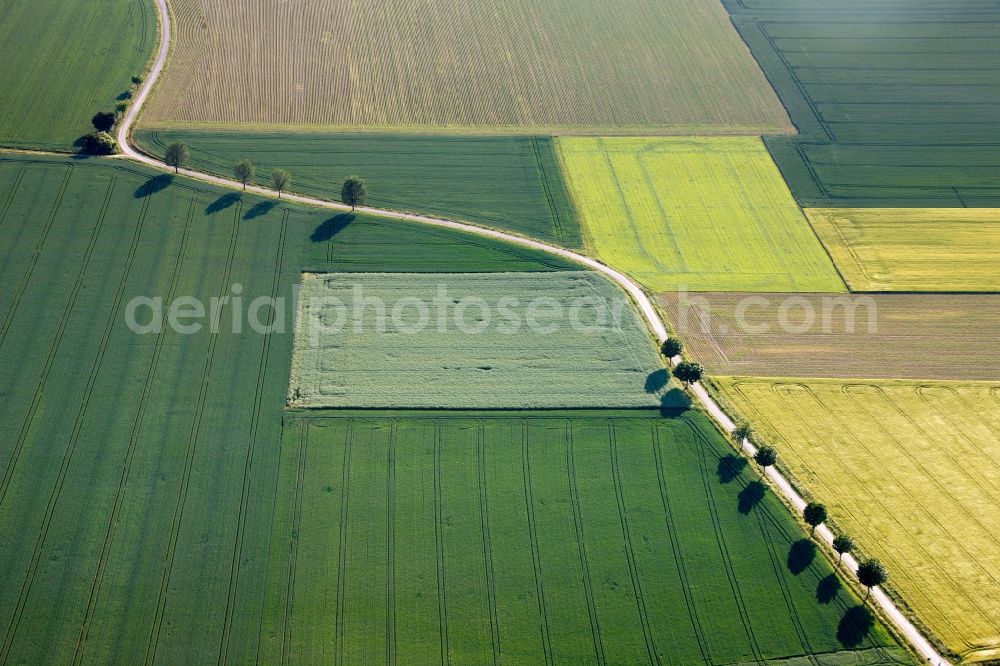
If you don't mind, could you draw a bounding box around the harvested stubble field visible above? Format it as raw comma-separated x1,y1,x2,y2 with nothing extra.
806,208,1000,292
718,377,1000,663
135,130,582,246
261,411,909,665
557,137,845,293
143,0,792,134
289,271,671,409
658,292,1000,381
0,154,573,663
723,0,1000,206
0,0,155,150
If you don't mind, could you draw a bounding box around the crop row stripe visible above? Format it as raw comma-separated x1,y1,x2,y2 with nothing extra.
477,422,502,666
0,175,116,664
520,422,554,666
144,198,243,665
218,209,289,665
71,189,186,665
565,422,606,665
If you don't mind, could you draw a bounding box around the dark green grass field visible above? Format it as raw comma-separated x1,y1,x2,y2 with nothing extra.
724,0,1000,207
134,130,583,247
261,411,910,665
0,153,912,664
0,154,569,664
0,0,155,151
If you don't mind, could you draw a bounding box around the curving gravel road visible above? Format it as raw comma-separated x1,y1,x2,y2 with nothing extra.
115,1,949,663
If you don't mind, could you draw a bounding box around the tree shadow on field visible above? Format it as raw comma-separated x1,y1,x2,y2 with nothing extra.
737,480,766,515
787,538,817,575
659,388,691,417
311,213,355,242
134,174,173,198
645,368,670,394
70,136,101,159
837,605,875,648
816,573,841,604
206,192,240,215
717,454,747,484
243,200,277,220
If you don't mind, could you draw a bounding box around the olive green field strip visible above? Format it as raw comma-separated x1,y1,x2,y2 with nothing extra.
718,378,1000,663
658,292,1000,381
142,0,793,134
557,137,846,293
259,412,910,665
135,130,583,246
0,154,576,664
806,209,1000,292
288,271,673,409
0,0,155,151
722,0,1000,207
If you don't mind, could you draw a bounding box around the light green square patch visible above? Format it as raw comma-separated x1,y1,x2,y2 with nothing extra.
289,271,671,409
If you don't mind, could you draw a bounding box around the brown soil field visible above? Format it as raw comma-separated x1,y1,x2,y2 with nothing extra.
142,0,793,134
659,292,1000,380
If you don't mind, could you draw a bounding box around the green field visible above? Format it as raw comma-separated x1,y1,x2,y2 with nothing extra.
143,0,792,134
557,137,846,293
0,154,575,663
0,0,155,151
0,154,910,664
135,130,582,245
723,0,1000,206
806,208,1000,292
718,377,1000,663
5,0,970,661
260,411,909,665
290,271,671,409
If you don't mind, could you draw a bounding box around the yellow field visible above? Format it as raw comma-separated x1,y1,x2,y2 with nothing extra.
557,137,845,292
717,377,1000,663
807,208,1000,292
142,0,792,133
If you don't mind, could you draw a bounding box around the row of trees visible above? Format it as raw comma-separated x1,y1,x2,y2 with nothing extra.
661,338,704,388
660,335,889,601
162,142,368,209
743,419,888,599
81,101,370,210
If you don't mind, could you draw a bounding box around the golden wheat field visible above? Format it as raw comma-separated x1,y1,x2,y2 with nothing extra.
718,377,1000,663
142,0,793,133
807,208,1000,292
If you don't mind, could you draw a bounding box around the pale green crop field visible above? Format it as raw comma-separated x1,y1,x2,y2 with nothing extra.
807,208,1000,292
288,271,675,409
557,137,846,293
